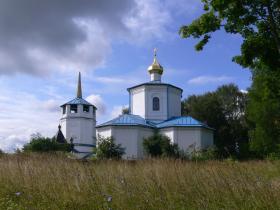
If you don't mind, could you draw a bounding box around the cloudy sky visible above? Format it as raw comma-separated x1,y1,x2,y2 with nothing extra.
0,0,251,152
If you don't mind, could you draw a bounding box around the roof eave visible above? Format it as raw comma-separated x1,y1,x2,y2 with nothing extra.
127,83,183,92
96,124,155,129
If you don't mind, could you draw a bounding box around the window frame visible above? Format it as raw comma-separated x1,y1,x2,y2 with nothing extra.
152,97,160,111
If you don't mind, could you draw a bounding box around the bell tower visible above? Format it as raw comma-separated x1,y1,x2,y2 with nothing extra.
60,72,97,157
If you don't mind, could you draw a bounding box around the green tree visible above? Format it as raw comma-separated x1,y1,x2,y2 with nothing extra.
23,133,71,152
0,149,5,156
95,136,125,159
247,69,280,157
143,133,181,158
180,0,280,157
122,107,129,114
182,84,248,158
179,0,280,70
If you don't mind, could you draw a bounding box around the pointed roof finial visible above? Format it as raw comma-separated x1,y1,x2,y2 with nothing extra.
77,72,82,98
147,48,163,74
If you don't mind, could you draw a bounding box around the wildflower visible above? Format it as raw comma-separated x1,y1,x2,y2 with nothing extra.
15,192,21,196
107,195,112,202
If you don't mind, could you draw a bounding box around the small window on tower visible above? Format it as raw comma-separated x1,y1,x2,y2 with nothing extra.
83,105,89,112
70,105,78,113
153,97,160,111
62,106,66,114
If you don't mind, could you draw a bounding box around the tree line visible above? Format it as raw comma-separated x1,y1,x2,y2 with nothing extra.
179,0,280,159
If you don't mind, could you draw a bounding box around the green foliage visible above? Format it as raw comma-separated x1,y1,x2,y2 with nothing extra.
23,133,71,153
95,136,125,159
180,0,280,159
266,152,280,161
0,149,5,156
182,84,248,158
143,133,181,158
180,0,280,70
190,146,219,161
122,107,129,114
247,69,280,157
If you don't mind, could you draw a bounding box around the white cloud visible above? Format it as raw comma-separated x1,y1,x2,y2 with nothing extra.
188,76,233,85
24,19,111,75
123,0,172,43
0,0,200,76
0,135,28,152
111,105,129,118
42,99,61,112
95,77,128,84
240,89,248,94
95,76,142,85
86,94,107,116
123,0,200,43
0,90,61,152
0,0,202,151
0,0,133,76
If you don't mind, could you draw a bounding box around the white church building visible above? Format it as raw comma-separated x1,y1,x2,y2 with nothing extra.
59,51,214,159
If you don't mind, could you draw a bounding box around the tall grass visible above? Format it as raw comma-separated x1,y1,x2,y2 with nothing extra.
0,153,279,209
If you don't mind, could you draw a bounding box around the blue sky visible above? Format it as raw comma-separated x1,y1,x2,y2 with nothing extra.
0,0,251,151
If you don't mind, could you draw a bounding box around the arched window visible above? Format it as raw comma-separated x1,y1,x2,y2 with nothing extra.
153,97,160,111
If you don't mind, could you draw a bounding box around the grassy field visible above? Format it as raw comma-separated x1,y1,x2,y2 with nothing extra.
0,154,280,210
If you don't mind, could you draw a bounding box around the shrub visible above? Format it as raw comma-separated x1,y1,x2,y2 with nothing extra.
266,152,280,161
95,136,125,159
190,146,219,161
143,133,181,158
23,133,71,152
0,149,5,156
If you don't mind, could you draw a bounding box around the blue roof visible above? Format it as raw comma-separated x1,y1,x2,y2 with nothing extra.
156,116,213,129
96,114,156,128
61,97,96,108
97,115,213,130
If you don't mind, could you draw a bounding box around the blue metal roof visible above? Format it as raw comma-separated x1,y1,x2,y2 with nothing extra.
61,97,96,108
156,116,213,129
96,115,213,130
127,82,183,92
96,114,156,128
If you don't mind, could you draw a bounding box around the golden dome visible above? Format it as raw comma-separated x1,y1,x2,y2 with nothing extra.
148,49,163,75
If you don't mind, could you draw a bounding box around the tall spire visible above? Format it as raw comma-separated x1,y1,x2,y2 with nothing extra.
77,72,82,98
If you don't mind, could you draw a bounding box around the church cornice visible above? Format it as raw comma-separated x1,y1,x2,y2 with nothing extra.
127,82,183,93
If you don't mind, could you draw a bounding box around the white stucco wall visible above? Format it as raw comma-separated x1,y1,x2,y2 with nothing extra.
60,104,96,153
145,86,168,121
159,128,174,143
97,126,154,159
167,87,181,118
130,87,145,118
151,72,161,82
160,127,214,152
130,84,182,122
97,125,213,159
201,128,214,148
